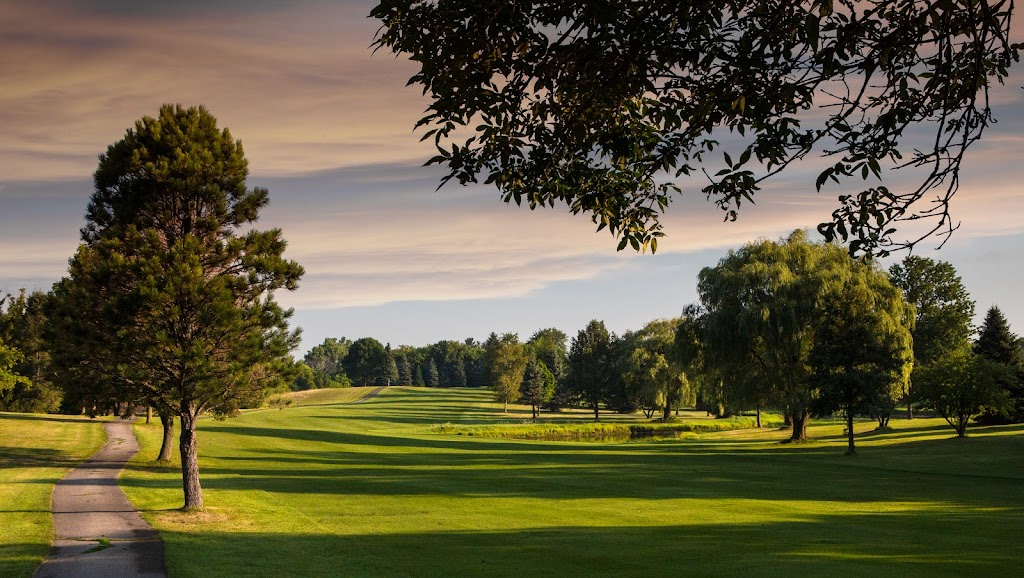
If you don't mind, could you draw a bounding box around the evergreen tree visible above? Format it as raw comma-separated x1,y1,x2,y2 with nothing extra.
413,364,426,387
55,105,302,509
396,355,412,386
382,343,399,386
974,306,1024,422
566,321,616,421
519,358,554,420
427,358,440,388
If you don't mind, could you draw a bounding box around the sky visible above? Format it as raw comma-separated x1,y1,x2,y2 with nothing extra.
2,0,1024,355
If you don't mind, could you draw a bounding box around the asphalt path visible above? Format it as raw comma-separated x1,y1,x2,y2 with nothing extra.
34,420,166,578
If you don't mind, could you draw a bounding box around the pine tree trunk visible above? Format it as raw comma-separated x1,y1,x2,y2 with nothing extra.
532,404,538,421
790,410,809,442
846,409,856,455
158,412,175,462
179,408,203,510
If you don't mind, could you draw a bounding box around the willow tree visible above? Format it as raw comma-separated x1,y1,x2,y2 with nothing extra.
63,104,303,509
372,1,1019,255
699,230,911,442
624,318,694,421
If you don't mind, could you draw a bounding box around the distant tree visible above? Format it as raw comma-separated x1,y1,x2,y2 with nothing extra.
489,333,529,412
481,332,501,384
566,320,616,421
304,337,352,384
413,364,426,387
0,290,61,413
917,349,1011,437
290,363,319,391
343,338,387,386
973,306,1024,422
62,104,303,509
371,1,1019,256
700,230,908,441
426,358,440,388
396,355,412,386
809,266,914,454
382,344,399,386
889,256,974,418
624,319,694,421
0,338,29,398
519,358,555,420
528,328,568,384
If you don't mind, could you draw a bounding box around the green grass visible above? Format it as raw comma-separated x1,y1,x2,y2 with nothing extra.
0,413,105,577
121,387,1024,577
433,414,783,440
272,385,383,407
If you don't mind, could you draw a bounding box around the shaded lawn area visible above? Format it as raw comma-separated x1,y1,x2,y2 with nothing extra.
0,413,105,577
122,387,1024,577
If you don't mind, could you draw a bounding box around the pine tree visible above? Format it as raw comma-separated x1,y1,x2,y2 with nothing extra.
974,306,1024,422
413,364,426,387
427,359,440,388
520,358,554,420
382,343,399,386
55,105,303,510
396,355,412,386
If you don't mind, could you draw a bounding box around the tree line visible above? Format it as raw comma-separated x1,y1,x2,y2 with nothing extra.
1,105,1022,506
292,230,1024,453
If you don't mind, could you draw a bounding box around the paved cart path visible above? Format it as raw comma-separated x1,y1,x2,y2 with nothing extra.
35,420,166,578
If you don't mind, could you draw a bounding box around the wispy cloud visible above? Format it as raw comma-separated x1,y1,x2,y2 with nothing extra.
0,0,430,181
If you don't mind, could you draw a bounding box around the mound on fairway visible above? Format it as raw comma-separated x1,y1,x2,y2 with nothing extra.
122,387,1024,577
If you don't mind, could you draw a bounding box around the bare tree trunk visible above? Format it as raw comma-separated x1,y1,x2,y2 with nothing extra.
179,407,203,510
532,404,538,421
662,404,671,421
593,403,599,422
146,406,152,424
503,400,507,413
157,412,175,462
790,410,809,442
756,406,762,428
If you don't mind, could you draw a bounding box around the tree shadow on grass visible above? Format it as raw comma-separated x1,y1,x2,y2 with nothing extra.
0,447,86,470
0,412,100,425
153,509,1024,578
120,422,1024,512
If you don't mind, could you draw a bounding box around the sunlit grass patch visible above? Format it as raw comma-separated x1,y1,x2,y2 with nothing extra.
0,413,105,577
122,387,1024,577
431,414,784,441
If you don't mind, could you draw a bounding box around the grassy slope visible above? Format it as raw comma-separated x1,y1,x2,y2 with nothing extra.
0,413,105,578
123,387,1024,577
